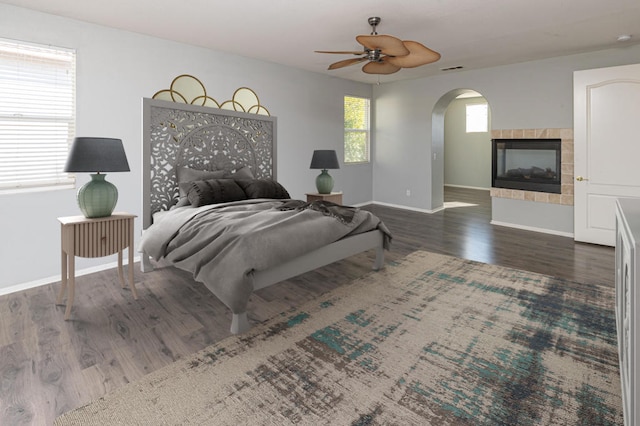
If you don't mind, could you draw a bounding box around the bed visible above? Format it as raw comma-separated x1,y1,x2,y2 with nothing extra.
139,98,390,334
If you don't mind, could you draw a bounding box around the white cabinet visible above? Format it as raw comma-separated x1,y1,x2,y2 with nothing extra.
616,198,640,425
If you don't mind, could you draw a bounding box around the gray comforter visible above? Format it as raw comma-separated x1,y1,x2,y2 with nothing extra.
140,199,390,315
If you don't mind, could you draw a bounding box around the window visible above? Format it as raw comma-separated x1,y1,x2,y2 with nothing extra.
344,95,370,163
0,38,76,192
466,103,488,133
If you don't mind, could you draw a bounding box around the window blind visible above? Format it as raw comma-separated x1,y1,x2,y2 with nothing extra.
0,38,76,191
344,96,370,164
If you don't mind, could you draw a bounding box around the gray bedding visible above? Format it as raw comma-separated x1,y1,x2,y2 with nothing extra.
140,199,390,315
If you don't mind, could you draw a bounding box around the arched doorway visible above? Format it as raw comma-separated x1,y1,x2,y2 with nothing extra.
431,88,492,210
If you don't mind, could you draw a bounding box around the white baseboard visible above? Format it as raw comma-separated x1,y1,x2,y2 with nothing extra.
490,220,574,238
0,256,141,297
444,184,490,191
370,201,443,214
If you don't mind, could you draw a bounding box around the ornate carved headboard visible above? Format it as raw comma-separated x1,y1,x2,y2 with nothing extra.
142,98,277,228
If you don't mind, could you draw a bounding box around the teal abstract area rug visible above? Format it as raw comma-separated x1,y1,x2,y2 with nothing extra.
55,251,623,425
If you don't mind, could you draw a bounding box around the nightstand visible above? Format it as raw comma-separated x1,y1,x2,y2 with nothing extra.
306,192,343,205
57,212,138,320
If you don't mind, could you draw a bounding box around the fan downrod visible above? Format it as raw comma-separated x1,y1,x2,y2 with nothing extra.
368,17,381,35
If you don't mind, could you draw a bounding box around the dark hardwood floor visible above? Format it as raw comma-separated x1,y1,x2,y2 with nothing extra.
0,187,614,425
368,187,614,287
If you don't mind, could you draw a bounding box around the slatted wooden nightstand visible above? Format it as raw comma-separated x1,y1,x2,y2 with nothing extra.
305,192,343,205
57,212,138,319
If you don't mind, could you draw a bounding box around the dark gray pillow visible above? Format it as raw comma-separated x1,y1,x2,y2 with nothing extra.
176,167,225,198
223,166,254,180
187,179,247,207
236,178,291,199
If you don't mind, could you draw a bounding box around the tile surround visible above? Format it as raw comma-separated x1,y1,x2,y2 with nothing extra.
490,128,574,206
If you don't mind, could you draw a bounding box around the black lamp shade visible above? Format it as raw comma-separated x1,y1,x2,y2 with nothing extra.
64,137,130,173
310,150,340,170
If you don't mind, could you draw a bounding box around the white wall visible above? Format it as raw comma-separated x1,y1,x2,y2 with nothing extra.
444,97,491,189
373,44,640,218
0,4,372,291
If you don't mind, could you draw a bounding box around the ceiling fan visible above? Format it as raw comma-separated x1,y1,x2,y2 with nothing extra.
316,17,441,75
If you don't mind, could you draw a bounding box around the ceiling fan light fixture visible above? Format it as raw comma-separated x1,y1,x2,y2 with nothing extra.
317,16,440,75
366,49,381,62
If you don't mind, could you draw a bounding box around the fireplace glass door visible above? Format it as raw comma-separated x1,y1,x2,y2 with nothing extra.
492,139,561,194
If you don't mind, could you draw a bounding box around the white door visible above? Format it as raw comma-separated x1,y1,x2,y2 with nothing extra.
574,63,640,246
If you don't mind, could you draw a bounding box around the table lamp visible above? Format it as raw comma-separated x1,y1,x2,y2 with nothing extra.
64,137,130,218
310,150,340,194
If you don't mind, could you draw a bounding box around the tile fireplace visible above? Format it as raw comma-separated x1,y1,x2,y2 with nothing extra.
489,128,573,207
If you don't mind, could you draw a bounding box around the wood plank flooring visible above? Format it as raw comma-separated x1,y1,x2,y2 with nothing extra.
0,187,614,425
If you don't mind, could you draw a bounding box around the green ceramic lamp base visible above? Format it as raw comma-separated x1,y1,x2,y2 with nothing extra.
77,173,118,218
315,169,334,194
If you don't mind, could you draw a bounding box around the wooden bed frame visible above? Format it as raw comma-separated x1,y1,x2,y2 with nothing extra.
141,98,385,333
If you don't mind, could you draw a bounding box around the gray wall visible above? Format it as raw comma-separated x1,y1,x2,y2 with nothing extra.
444,97,491,189
373,44,640,228
0,4,372,291
492,198,573,236
2,2,640,290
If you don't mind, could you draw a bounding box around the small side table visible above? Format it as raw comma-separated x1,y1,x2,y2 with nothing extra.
306,192,343,205
57,212,138,320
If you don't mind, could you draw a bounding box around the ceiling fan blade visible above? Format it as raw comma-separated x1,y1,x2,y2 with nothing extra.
386,41,441,68
328,57,368,70
315,50,366,55
362,60,401,75
356,34,410,57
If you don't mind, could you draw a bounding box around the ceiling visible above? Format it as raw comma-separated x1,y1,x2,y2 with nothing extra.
4,0,640,84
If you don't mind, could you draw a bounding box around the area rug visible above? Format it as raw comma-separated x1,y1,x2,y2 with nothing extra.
55,251,623,425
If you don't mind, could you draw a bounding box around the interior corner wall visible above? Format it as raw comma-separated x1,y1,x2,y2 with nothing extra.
444,98,491,189
372,43,640,218
0,4,372,291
